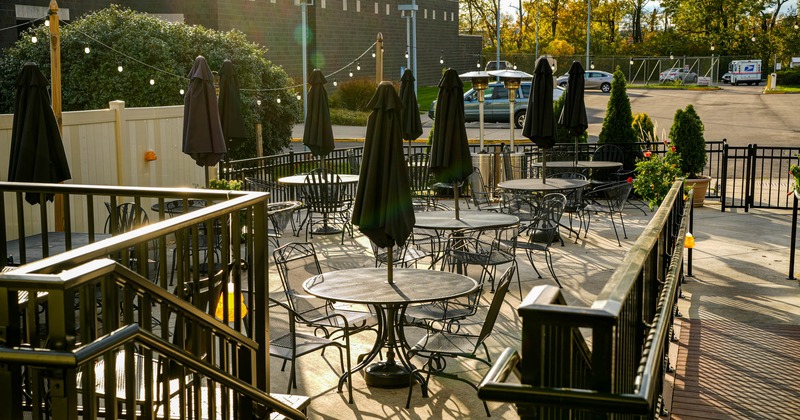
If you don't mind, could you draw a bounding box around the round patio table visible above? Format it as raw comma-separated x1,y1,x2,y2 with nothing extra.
413,210,519,231
497,178,589,193
277,174,359,185
530,160,622,170
303,268,477,389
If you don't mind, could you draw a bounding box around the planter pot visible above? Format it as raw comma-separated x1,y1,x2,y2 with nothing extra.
685,176,711,207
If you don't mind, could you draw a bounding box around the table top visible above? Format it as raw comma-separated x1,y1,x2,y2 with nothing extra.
278,174,360,185
413,210,519,230
531,160,623,169
303,268,478,305
498,178,589,192
5,232,111,264
150,199,207,215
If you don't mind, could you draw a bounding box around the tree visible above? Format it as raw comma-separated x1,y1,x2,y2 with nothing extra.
598,67,637,169
669,104,706,178
0,5,300,158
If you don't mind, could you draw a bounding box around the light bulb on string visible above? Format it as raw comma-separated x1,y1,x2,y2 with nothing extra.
84,46,90,54
513,63,517,70
45,20,50,27
118,66,123,72
372,50,376,58
297,94,301,100
277,98,281,104
476,61,480,68
629,58,634,65
590,61,595,69
349,69,353,77
31,36,37,43
333,78,338,87
357,61,361,71
751,35,756,42
256,99,261,106
180,89,185,95
150,79,155,85
405,51,409,59
439,51,444,65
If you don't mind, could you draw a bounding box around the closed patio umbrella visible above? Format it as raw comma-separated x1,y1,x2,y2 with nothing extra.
352,82,415,284
399,69,423,161
303,69,335,169
217,59,248,151
7,62,71,205
183,56,226,186
558,61,588,167
522,57,556,182
429,68,473,219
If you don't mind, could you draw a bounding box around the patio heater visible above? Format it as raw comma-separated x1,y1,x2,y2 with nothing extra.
488,69,533,149
459,71,491,152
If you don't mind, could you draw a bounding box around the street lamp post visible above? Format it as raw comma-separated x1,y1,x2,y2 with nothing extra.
586,0,591,69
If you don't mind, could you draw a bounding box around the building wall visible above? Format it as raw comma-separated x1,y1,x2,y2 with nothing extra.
2,0,481,87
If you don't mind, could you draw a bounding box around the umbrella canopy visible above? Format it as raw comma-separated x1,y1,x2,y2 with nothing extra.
217,59,248,150
522,58,556,149
557,61,588,136
302,69,335,158
399,69,423,160
429,68,473,185
7,62,71,205
183,56,226,168
352,81,415,251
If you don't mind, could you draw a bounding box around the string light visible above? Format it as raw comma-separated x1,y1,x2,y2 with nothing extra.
590,61,595,69
45,20,50,27
476,61,480,68
356,61,361,71
405,51,409,59
372,50,376,58
669,52,674,60
276,98,281,104
84,46,90,54
349,68,353,77
118,65,123,72
31,36,37,43
256,99,261,106
180,89,185,95
513,63,517,70
333,78,338,87
149,79,155,85
751,35,756,42
439,51,444,65
629,58,634,65
296,94,301,100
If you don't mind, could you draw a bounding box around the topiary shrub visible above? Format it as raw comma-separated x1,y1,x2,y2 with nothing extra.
329,77,379,112
599,66,638,169
669,104,706,178
632,112,655,142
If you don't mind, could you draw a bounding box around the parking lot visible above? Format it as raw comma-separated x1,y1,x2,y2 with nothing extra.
291,85,799,149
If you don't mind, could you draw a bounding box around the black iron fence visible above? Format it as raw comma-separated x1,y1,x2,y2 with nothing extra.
0,182,300,419
477,180,690,418
721,144,800,211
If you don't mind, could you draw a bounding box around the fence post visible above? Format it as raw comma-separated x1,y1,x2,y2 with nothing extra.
746,144,757,212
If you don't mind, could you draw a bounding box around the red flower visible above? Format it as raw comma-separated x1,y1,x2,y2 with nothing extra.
626,177,633,183
644,150,652,158
670,146,676,153
663,138,669,145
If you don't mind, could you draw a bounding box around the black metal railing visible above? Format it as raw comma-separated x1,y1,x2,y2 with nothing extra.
477,180,690,418
721,144,800,211
0,182,291,418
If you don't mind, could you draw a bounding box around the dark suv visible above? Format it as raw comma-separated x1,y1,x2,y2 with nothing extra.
429,82,565,128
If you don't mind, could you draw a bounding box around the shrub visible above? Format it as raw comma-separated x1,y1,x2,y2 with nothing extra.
599,66,637,169
330,78,378,112
0,5,300,158
329,108,370,126
669,104,706,178
632,112,655,142
634,147,683,209
776,69,800,86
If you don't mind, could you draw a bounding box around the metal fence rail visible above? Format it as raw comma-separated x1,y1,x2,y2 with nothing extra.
477,181,690,418
721,144,800,211
0,182,288,419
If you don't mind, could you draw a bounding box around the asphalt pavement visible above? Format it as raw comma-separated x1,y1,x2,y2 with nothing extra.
289,85,799,151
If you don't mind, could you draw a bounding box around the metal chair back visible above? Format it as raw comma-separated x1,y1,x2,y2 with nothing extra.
408,153,433,203
272,242,329,319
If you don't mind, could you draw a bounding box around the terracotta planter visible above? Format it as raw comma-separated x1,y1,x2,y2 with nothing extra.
685,176,711,207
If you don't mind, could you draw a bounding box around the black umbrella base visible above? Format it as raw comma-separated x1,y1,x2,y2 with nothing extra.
312,225,343,235
365,362,411,388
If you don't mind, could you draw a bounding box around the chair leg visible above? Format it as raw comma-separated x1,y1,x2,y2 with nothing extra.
609,213,622,247
525,250,543,279
545,250,561,288
618,210,628,239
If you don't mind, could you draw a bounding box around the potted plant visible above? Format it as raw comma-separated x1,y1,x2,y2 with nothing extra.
670,104,710,207
633,145,683,210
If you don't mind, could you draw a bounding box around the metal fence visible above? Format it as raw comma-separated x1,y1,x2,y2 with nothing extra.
722,144,800,211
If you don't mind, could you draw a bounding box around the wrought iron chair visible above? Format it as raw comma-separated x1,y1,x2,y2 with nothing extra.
590,144,625,186
441,226,518,293
369,239,433,269
583,181,632,247
272,242,376,340
468,166,504,212
404,266,515,416
104,202,159,279
267,201,303,248
516,193,567,288
408,153,435,205
300,168,353,244
550,172,588,242
268,296,353,403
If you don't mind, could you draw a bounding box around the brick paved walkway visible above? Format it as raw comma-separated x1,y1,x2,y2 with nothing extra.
671,319,800,419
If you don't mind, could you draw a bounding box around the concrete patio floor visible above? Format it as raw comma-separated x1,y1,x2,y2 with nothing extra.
265,199,800,419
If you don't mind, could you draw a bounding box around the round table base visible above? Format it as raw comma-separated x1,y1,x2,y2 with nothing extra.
364,362,411,388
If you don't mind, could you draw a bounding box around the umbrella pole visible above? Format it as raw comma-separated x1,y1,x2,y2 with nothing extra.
205,167,210,188
542,150,547,184
387,248,394,284
454,183,460,220
574,136,579,168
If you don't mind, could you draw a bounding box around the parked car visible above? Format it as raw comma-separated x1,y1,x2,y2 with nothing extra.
556,70,614,93
659,67,698,83
428,82,565,129
721,72,731,84
484,60,513,71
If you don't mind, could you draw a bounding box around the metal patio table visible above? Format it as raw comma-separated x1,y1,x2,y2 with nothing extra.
303,268,477,390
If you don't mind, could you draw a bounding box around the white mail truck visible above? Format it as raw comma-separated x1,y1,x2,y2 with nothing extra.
728,60,762,85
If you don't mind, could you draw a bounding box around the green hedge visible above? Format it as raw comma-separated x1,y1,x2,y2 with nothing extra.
776,69,800,86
